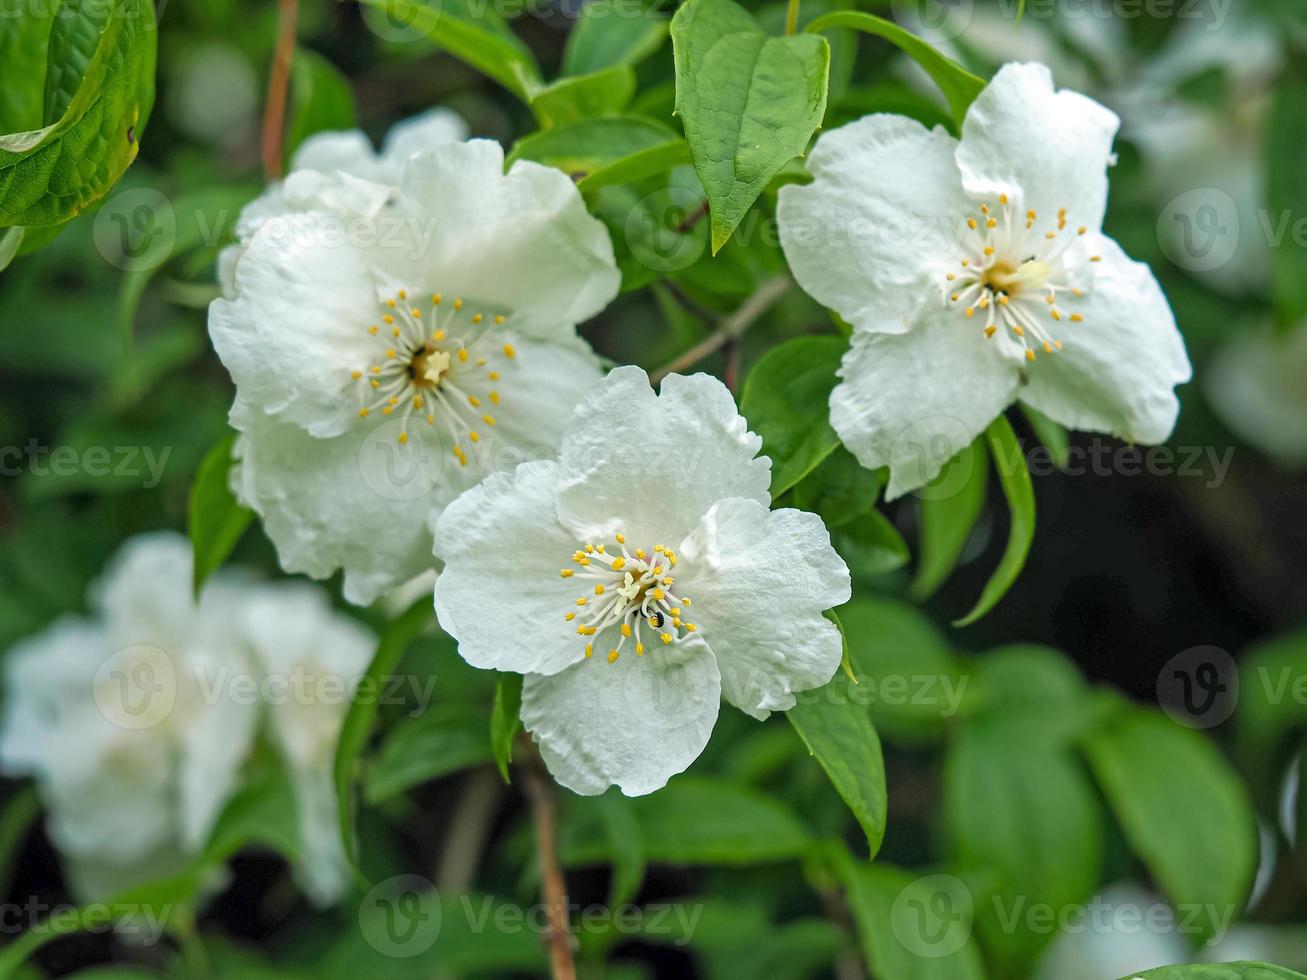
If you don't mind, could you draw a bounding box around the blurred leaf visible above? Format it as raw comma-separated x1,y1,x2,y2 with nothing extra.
0,788,39,900
804,11,983,126
530,64,636,128
188,433,252,597
944,714,1102,974
954,416,1034,627
740,335,847,498
1125,967,1307,980
0,0,157,228
357,0,542,101
833,851,988,980
0,227,21,271
834,507,910,577
0,1,56,132
788,612,887,857
672,0,829,252
961,644,1094,742
563,0,669,77
576,138,692,192
594,791,647,906
910,439,988,601
1081,707,1258,941
791,446,882,528
509,115,675,178
1021,404,1070,470
1236,631,1307,811
284,47,357,161
490,672,522,783
334,598,433,884
1267,62,1307,333
840,596,965,744
365,706,493,803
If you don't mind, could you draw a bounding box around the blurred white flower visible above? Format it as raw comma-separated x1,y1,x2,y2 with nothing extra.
0,532,374,906
433,367,851,796
168,44,260,147
1206,324,1307,470
210,139,620,604
779,63,1191,497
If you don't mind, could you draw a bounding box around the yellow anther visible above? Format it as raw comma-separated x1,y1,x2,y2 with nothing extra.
489,391,500,405
434,330,446,341
494,315,506,324
359,407,369,417
392,327,401,338
611,557,626,570
1043,341,1053,353
1078,226,1087,235
468,395,481,408
565,612,576,621
967,218,978,229
561,569,574,578
594,584,605,596
585,644,593,657
651,589,665,601
413,396,424,409
382,406,393,415
636,643,644,656
411,308,421,318
607,649,619,663
398,432,409,445
576,597,588,606
432,293,443,305
983,246,995,256
385,349,396,359
472,313,483,324
661,633,673,644
352,370,362,380
469,431,480,443
987,218,998,229
458,349,469,363
1000,194,1009,205
453,298,463,310
621,624,632,638
1013,325,1025,337
383,314,394,325
503,343,516,359
482,414,496,426
386,299,397,309
1026,349,1036,362
685,623,697,632
488,371,501,381
965,307,976,319
1070,314,1084,323
985,325,997,338
368,325,378,335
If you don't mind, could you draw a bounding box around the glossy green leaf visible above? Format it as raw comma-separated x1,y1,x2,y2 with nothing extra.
187,433,252,597
804,11,984,126
0,0,157,228
333,598,433,883
0,227,22,272
833,851,988,980
954,415,1034,627
490,671,523,783
672,0,830,253
910,438,989,602
1125,966,1307,980
834,506,910,576
356,0,542,101
285,47,357,161
739,335,847,498
0,2,56,133
944,714,1102,974
1021,403,1071,470
563,0,669,77
508,115,676,179
365,707,493,803
1081,707,1258,941
791,446,882,528
576,138,692,192
1266,62,1307,333
530,64,636,128
788,611,887,857
1235,631,1307,810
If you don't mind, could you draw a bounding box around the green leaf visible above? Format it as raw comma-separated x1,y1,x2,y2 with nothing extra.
1080,707,1258,941
187,433,252,597
593,791,647,906
834,506,910,577
804,11,984,126
1021,403,1071,470
530,64,636,128
788,611,887,857
508,115,676,179
962,644,1094,742
671,0,830,253
576,138,692,192
0,1,56,133
490,672,523,783
910,438,988,602
0,227,22,272
365,706,493,803
739,335,847,498
944,714,1102,974
0,0,157,228
1266,61,1307,333
1235,631,1307,810
832,851,988,980
333,598,433,884
563,0,669,76
563,776,811,866
953,415,1034,627
285,48,357,162
791,446,882,528
356,0,542,101
840,596,966,744
1125,966,1307,980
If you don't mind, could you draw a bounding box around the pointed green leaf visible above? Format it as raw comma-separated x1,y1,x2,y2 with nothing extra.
490,671,523,783
188,433,252,597
910,438,989,602
530,64,636,128
563,0,669,77
672,0,829,253
1125,965,1307,980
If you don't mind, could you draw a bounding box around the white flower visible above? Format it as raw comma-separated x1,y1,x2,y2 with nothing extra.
218,108,468,298
0,533,374,906
210,139,621,604
433,367,851,796
778,63,1192,498
1207,323,1307,470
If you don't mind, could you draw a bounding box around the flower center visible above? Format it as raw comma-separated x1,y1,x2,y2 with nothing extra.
943,195,1102,362
353,289,517,466
560,532,697,664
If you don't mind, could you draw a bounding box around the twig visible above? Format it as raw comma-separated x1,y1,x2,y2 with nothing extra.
785,0,801,35
523,761,576,980
435,768,503,893
651,275,792,383
676,198,710,233
260,0,299,181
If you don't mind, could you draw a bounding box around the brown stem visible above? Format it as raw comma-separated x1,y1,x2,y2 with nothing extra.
676,198,710,233
260,0,299,181
651,275,792,384
523,761,576,980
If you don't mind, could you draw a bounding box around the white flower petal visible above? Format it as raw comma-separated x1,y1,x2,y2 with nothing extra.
434,460,588,676
1017,235,1191,444
378,108,469,177
291,131,378,176
230,401,456,606
93,531,197,652
521,632,721,796
555,367,771,545
209,216,380,436
392,140,620,341
830,305,1021,498
956,62,1119,234
675,499,850,720
778,114,972,334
